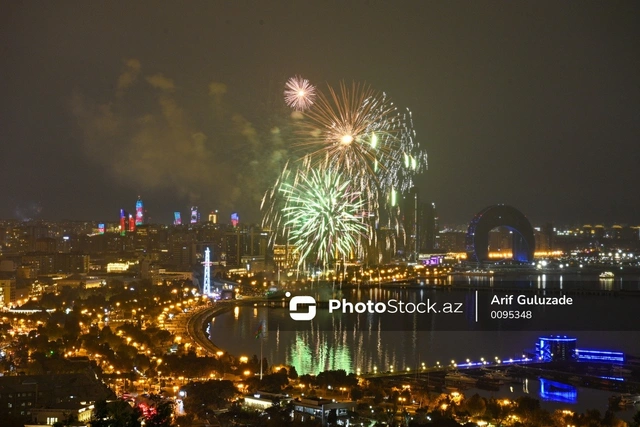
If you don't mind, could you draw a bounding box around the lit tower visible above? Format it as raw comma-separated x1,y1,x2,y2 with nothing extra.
190,206,200,224
135,196,144,226
202,247,212,296
119,209,127,236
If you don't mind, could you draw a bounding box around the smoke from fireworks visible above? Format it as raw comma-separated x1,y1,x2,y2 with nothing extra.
284,76,316,111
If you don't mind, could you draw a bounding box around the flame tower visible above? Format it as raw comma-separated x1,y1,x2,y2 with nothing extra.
135,196,144,226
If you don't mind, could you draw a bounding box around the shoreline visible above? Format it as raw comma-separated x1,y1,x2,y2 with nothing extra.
186,299,265,356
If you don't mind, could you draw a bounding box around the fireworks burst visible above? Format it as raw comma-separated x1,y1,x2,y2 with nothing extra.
284,75,316,111
265,78,428,267
277,167,368,267
294,82,426,201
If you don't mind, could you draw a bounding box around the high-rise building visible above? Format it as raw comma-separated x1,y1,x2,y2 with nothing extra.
231,212,239,227
0,276,17,307
190,206,200,224
438,230,465,252
174,212,182,226
402,187,419,261
34,237,57,253
422,202,439,252
55,253,90,274
128,214,135,232
208,210,218,224
119,209,127,236
135,196,144,226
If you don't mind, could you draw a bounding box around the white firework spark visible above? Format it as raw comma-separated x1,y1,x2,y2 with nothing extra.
284,75,316,111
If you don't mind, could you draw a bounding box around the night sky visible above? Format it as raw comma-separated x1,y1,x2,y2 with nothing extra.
1,1,638,226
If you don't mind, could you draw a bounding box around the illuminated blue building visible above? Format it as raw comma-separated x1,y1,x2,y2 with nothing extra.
575,349,625,364
536,335,624,364
537,335,577,361
135,196,144,226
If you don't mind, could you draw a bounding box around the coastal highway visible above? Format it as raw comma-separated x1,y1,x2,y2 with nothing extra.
185,298,263,356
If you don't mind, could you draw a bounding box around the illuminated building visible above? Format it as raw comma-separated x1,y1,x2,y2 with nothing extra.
537,335,576,361
208,210,218,224
466,204,535,263
438,231,466,252
575,349,625,363
128,214,135,232
119,209,127,236
21,253,55,275
30,402,95,426
243,393,292,411
293,398,356,426
98,223,105,235
0,276,17,307
173,212,182,225
536,335,625,364
106,262,131,273
231,212,239,227
224,225,268,268
273,244,300,270
202,247,212,295
190,206,200,224
135,196,144,225
0,373,111,425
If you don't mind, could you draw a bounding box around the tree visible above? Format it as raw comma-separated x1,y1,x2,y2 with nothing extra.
174,413,196,427
91,399,142,427
259,371,289,393
350,386,364,401
288,365,299,380
463,393,486,418
144,395,174,427
52,412,77,427
183,379,237,419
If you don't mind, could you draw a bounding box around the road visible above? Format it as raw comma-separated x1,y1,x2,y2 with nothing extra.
185,298,264,356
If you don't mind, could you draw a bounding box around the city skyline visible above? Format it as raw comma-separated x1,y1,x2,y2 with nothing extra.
1,2,639,225
2,198,640,229
2,3,640,426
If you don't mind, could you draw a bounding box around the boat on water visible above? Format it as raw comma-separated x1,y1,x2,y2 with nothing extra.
482,370,514,384
459,269,495,277
445,371,477,385
611,365,632,375
599,271,615,279
612,394,640,407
